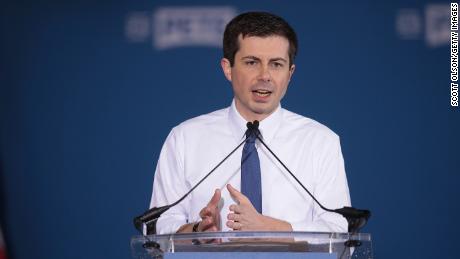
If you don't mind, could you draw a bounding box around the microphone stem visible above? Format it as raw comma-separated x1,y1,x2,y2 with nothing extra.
254,133,335,213
170,137,248,207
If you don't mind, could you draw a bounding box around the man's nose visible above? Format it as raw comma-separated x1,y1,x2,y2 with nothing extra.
258,65,271,82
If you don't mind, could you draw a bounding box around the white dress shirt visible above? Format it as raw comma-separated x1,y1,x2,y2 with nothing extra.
150,100,351,234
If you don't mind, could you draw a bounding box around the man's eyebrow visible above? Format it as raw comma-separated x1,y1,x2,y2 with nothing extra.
241,56,288,63
241,56,261,61
270,57,288,63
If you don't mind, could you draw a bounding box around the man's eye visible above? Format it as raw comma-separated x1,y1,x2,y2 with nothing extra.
245,61,257,66
272,62,283,68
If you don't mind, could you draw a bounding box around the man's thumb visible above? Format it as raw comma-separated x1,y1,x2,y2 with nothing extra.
227,184,246,203
208,188,221,206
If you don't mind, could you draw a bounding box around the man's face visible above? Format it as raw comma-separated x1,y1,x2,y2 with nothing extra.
221,35,295,122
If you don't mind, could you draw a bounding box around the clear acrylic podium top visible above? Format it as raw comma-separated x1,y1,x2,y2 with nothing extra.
131,231,372,259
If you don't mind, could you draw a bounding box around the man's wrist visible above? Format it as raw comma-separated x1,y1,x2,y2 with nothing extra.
176,222,198,233
192,221,200,232
263,215,293,231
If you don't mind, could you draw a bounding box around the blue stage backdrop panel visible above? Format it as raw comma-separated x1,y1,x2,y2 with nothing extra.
0,1,458,259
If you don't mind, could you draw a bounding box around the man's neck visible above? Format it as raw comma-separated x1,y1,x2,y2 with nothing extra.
240,113,269,123
234,104,279,123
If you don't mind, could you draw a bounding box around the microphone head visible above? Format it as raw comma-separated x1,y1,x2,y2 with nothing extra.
334,206,371,233
252,120,259,130
246,121,253,130
133,204,172,234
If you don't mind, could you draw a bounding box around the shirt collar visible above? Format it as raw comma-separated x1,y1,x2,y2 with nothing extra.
228,99,283,145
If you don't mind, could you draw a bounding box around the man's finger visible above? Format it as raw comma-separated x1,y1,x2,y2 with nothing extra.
229,204,242,214
199,207,212,218
200,217,215,231
226,220,241,230
207,226,218,232
227,184,248,204
227,213,239,221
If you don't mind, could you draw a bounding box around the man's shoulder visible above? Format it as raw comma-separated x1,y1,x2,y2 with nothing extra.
173,107,229,133
281,108,339,141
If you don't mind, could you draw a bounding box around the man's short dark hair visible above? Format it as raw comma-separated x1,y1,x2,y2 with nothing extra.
223,11,298,67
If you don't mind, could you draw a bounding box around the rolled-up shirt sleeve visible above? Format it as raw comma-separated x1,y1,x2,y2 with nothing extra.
149,127,190,234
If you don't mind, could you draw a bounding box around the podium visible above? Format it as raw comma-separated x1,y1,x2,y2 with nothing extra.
131,231,372,259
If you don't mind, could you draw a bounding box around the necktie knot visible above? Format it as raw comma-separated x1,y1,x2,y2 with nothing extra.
245,129,257,144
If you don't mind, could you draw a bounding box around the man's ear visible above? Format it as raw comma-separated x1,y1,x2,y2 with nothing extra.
221,58,232,82
288,64,296,82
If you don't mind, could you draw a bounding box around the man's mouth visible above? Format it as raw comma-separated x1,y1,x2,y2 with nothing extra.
252,89,272,97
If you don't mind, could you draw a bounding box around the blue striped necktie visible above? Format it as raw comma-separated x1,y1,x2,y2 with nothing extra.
241,129,262,213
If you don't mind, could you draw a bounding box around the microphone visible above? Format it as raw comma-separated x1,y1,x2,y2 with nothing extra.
250,120,370,234
133,126,253,235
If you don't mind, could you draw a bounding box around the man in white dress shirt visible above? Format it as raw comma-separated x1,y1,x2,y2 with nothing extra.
150,12,351,234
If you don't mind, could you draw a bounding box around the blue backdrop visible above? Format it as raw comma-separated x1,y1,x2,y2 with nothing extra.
1,1,458,259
